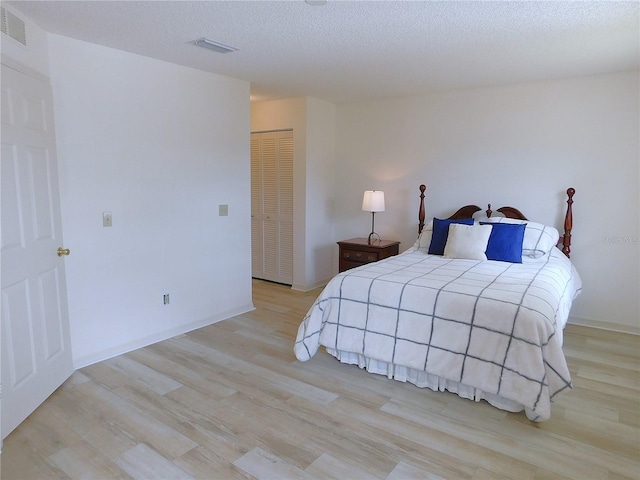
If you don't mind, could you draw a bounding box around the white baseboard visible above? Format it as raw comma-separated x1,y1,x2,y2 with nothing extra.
567,315,639,336
73,303,256,369
291,278,330,292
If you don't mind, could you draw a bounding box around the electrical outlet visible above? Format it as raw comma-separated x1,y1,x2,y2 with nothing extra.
219,204,228,216
103,211,112,227
163,294,170,305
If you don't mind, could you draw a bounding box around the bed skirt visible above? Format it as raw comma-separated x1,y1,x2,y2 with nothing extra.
325,347,536,420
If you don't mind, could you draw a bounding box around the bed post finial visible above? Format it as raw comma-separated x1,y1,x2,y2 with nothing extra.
562,188,575,258
418,184,426,234
486,203,492,218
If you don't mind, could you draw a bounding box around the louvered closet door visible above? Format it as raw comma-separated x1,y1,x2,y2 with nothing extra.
276,133,293,283
250,131,293,285
250,135,263,277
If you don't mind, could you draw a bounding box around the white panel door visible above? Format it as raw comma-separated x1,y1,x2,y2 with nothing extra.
1,64,74,439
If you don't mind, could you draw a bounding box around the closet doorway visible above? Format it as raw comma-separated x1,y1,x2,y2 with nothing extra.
250,130,293,285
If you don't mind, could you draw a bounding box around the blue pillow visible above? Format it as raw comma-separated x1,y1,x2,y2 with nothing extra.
428,217,474,255
480,222,526,263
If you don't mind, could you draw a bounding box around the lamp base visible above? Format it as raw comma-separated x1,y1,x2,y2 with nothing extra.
367,211,380,245
367,232,381,245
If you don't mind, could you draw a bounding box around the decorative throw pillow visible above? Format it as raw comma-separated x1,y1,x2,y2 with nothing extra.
481,217,559,257
428,217,475,255
443,223,493,260
480,222,526,263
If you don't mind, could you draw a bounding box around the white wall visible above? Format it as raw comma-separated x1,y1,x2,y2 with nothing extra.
47,35,253,367
304,98,336,289
251,97,336,291
334,72,639,333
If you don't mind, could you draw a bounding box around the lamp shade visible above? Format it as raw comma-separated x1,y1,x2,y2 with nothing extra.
362,190,385,212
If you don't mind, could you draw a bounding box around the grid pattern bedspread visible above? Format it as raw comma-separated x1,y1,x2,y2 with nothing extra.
294,247,582,421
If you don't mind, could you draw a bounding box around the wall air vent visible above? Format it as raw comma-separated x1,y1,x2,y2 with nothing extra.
1,7,27,46
193,37,238,54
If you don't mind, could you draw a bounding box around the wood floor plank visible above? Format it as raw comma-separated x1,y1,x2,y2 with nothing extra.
233,447,313,479
114,444,195,480
172,446,257,480
103,355,184,395
333,395,539,480
380,397,619,479
49,443,132,480
45,387,139,460
126,346,238,400
112,383,248,464
283,394,477,479
166,336,340,406
305,452,378,479
69,381,199,459
1,429,69,480
2,279,638,480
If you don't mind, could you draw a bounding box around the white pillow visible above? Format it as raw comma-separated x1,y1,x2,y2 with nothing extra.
443,224,493,260
481,217,559,258
412,220,433,252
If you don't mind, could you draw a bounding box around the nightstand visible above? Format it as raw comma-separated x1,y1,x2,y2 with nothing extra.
337,237,401,273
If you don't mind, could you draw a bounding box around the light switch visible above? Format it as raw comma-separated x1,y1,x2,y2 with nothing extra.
103,211,112,227
219,204,228,216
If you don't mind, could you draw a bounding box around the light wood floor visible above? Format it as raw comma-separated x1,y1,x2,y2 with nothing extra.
2,279,639,479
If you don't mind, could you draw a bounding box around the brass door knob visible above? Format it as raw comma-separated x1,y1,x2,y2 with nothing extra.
57,247,70,257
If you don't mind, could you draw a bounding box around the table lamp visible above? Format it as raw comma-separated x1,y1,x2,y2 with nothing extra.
362,190,385,245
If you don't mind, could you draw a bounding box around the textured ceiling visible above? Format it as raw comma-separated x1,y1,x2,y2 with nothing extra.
6,0,640,103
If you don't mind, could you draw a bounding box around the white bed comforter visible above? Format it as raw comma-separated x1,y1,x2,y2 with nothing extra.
294,247,582,421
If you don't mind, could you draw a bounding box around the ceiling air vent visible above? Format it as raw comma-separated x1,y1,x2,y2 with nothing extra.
1,7,27,46
193,37,238,54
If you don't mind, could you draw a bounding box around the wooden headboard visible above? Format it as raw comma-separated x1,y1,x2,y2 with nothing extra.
417,185,575,258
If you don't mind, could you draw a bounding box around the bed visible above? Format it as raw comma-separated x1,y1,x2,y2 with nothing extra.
294,185,582,421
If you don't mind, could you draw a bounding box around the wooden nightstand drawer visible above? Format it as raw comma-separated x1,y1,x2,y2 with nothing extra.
341,249,379,263
337,238,400,273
